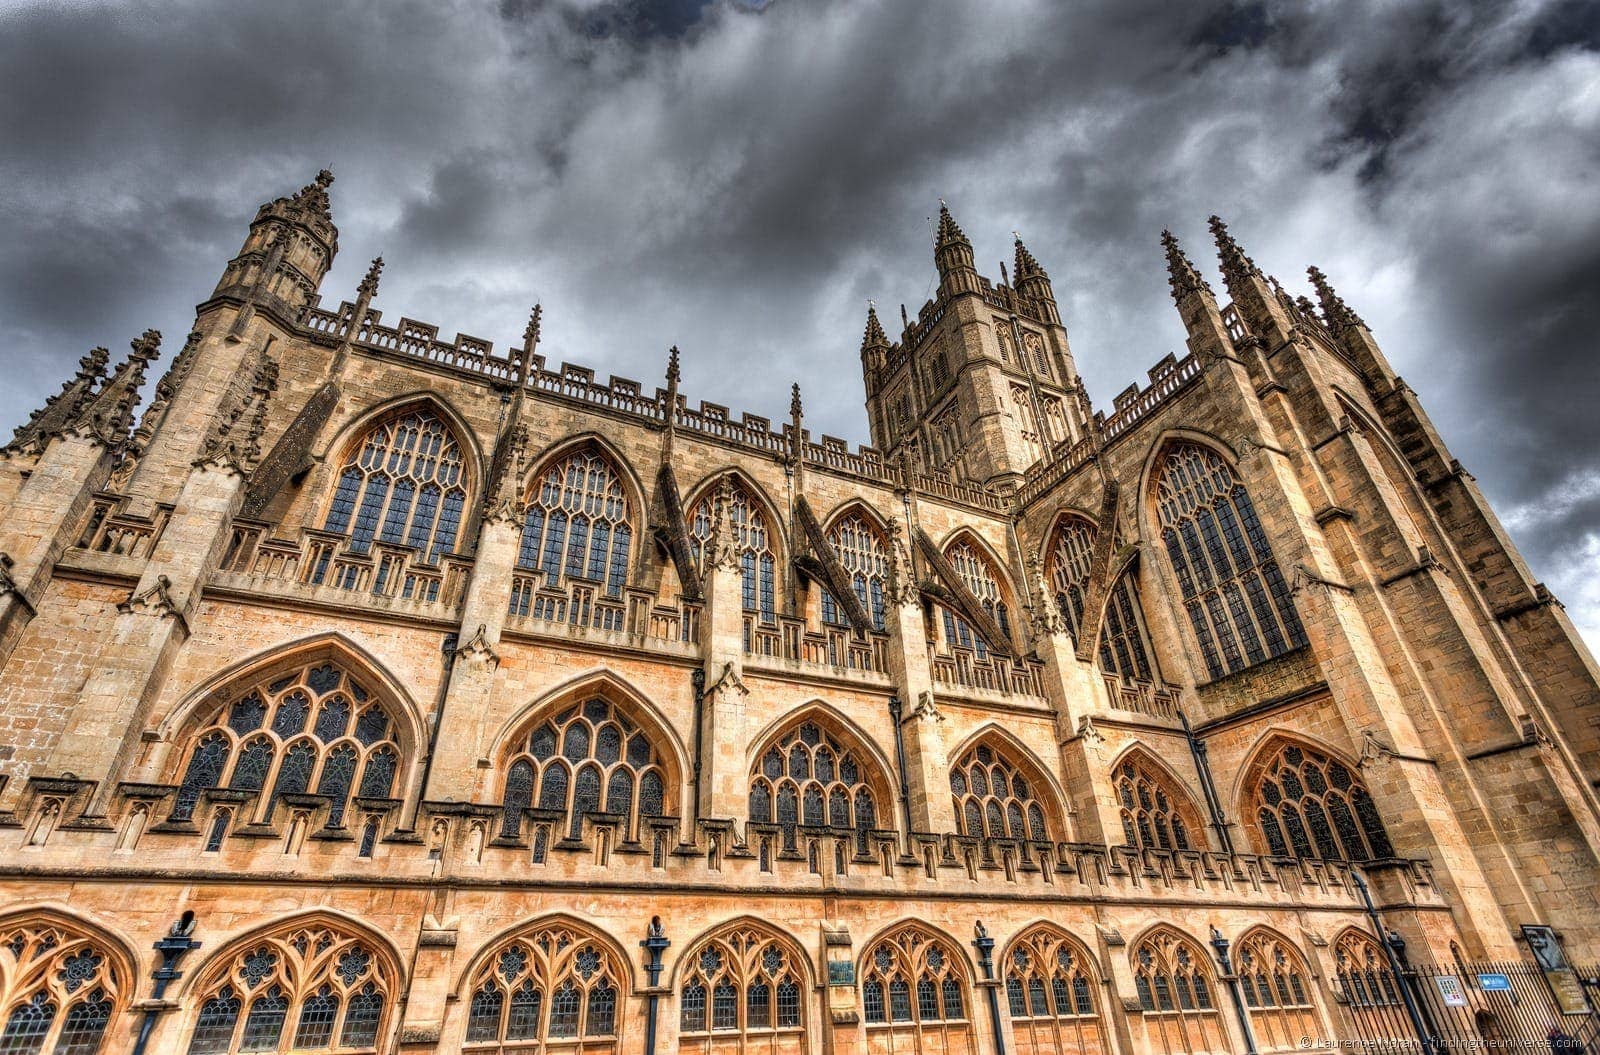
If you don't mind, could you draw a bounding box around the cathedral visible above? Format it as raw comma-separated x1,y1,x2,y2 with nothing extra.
1,170,1598,1055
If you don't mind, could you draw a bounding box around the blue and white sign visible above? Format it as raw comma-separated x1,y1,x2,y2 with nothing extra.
1477,973,1512,992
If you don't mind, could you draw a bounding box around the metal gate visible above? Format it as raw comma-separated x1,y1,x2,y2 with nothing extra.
1333,960,1600,1051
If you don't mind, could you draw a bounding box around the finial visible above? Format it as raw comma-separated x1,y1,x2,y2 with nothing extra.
1161,229,1213,302
666,345,681,385
1307,266,1366,330
129,329,162,364
862,303,888,349
1207,215,1260,284
358,257,384,299
523,303,543,347
790,383,803,421
315,169,334,189
1012,233,1044,280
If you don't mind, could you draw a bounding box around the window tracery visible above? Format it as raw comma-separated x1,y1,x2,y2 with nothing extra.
749,720,880,855
820,513,888,632
1131,929,1225,1054
1251,741,1393,862
464,922,622,1052
1153,443,1306,679
860,925,973,1050
323,410,467,563
170,661,400,828
514,450,634,605
500,697,670,842
186,921,391,1055
1333,931,1399,1009
0,918,127,1055
949,742,1050,842
1114,756,1199,852
1003,925,1102,1055
1047,519,1158,682
938,539,1011,657
1234,930,1318,1051
677,925,805,1051
688,480,777,624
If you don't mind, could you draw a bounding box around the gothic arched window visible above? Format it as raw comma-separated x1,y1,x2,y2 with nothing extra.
1153,443,1306,679
689,480,777,624
938,539,1012,657
463,921,623,1052
1048,518,1095,638
1011,385,1043,466
515,449,634,600
1114,755,1200,852
1004,925,1102,1055
749,720,881,854
1333,931,1400,1009
949,742,1051,842
1048,518,1160,684
0,917,127,1055
1235,930,1319,1051
677,924,805,1050
323,410,467,563
1251,741,1393,862
821,513,888,632
860,926,973,1050
185,920,392,1055
499,697,670,842
170,661,401,828
1131,929,1225,1055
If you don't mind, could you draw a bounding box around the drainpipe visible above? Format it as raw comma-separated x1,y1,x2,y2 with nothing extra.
1180,710,1233,854
640,916,671,1055
972,921,1007,1055
1209,927,1258,1055
689,667,706,828
888,695,913,855
1352,868,1442,1055
129,912,201,1055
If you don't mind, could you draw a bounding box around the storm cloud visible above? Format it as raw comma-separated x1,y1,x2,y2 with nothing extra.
1,0,1596,644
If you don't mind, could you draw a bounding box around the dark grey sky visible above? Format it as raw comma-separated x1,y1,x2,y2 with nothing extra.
1,0,1596,645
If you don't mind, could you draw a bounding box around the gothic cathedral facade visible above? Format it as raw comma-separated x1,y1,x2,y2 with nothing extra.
1,173,1598,1055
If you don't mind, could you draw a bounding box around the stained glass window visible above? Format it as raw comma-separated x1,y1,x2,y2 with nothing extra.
688,479,778,624
1114,755,1200,852
322,410,467,563
750,720,881,855
1252,741,1392,861
515,450,634,601
679,925,806,1043
0,920,125,1055
821,513,889,631
860,925,971,1048
950,742,1052,841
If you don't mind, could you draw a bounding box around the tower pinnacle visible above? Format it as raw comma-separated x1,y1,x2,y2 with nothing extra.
357,257,384,299
1207,215,1261,294
1013,234,1044,281
1162,230,1213,303
862,302,889,350
1307,266,1366,331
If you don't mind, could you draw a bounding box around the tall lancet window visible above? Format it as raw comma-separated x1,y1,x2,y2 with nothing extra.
688,480,777,624
821,513,888,631
1046,517,1158,683
1153,443,1306,679
323,410,467,563
515,449,634,600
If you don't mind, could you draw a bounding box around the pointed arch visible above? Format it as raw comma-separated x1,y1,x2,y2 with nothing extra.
513,436,643,604
1331,928,1402,1010
519,432,647,523
178,911,403,1055
1232,926,1321,1049
946,723,1069,842
1108,743,1207,852
683,468,789,625
1145,435,1308,680
817,501,891,632
998,922,1104,1055
818,497,892,538
0,907,138,1055
857,921,975,1047
746,703,896,856
157,634,423,827
490,669,688,842
935,527,1021,656
316,394,481,563
1235,731,1394,862
1043,511,1098,641
672,917,811,1053
1128,925,1226,1054
456,914,630,1052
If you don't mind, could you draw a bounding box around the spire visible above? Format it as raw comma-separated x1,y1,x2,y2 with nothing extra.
935,200,969,249
1162,229,1213,302
357,256,384,299
1208,215,1261,292
5,348,110,453
862,302,888,349
1307,266,1366,331
74,330,161,446
1013,234,1044,281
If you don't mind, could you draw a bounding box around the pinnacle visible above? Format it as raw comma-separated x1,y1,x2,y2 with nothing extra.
935,201,970,247
1012,234,1044,280
862,302,888,348
288,168,335,224
524,303,543,346
358,257,384,299
1207,215,1260,282
1161,229,1212,302
1307,265,1365,330
790,383,803,420
666,345,681,385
